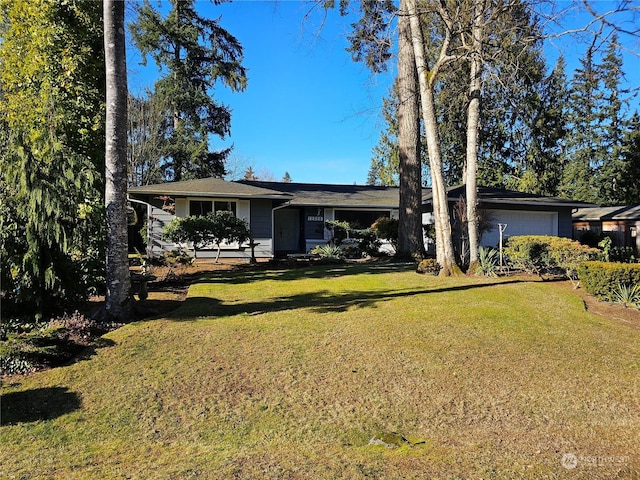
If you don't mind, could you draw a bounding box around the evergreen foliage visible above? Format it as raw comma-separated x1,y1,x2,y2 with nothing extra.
130,0,247,182
0,0,105,318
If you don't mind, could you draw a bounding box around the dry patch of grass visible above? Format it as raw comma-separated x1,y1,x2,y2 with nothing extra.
1,263,639,479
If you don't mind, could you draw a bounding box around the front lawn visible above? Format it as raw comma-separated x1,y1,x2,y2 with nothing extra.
1,263,639,479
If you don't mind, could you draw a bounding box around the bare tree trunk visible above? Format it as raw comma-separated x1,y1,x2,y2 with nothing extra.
406,0,460,276
397,0,425,260
103,0,132,322
465,0,484,266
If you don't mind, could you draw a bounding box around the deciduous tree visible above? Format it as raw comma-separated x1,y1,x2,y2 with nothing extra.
103,0,132,322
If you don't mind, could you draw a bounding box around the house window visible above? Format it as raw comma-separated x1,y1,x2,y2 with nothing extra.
214,201,237,215
189,200,212,216
335,210,389,229
189,200,237,216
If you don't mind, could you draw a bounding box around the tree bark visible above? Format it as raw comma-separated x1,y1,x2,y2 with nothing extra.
465,0,484,266
406,0,460,276
396,0,425,260
103,0,132,321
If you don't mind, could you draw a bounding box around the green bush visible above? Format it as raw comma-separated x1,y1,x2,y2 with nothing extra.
324,220,381,258
310,244,343,260
163,211,250,262
504,235,599,282
610,246,637,263
577,261,640,300
371,217,398,252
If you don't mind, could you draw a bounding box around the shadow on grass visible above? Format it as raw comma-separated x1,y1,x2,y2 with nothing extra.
1,387,81,425
196,261,417,285
168,279,526,320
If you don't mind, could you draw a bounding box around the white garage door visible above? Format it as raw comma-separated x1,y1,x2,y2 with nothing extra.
481,209,558,248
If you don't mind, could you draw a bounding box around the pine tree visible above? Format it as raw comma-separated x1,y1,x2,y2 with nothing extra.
130,0,247,182
243,166,257,181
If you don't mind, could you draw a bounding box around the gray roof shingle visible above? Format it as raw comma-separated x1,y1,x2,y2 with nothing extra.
129,177,292,199
238,181,412,208
573,205,640,221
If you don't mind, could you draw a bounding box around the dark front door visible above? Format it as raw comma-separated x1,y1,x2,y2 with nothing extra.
274,208,301,254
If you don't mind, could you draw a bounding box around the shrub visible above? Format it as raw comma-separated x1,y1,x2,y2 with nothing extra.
577,261,640,300
504,235,598,282
416,258,440,275
610,246,637,263
324,220,381,258
163,211,250,262
371,217,398,252
310,244,343,260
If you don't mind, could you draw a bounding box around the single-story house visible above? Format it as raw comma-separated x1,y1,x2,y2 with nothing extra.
573,205,640,253
128,178,591,260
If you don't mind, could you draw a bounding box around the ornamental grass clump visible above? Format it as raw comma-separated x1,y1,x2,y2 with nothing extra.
611,283,640,308
474,247,499,277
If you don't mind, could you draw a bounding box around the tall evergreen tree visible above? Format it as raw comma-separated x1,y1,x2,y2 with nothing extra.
617,112,640,205
130,0,247,182
596,34,628,204
0,0,105,317
514,56,570,196
560,47,604,203
397,0,425,259
367,89,400,186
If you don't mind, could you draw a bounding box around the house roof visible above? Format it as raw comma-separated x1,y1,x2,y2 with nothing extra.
128,177,292,200
573,205,640,221
423,185,594,209
130,177,593,212
239,181,416,208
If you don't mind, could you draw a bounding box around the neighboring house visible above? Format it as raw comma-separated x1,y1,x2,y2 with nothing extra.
573,205,640,253
128,178,591,260
422,185,592,249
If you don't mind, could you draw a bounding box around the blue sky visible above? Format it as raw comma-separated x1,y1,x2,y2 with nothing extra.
128,1,394,185
127,1,639,186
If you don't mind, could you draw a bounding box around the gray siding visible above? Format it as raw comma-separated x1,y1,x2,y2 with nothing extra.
250,199,273,238
304,207,325,240
558,208,573,238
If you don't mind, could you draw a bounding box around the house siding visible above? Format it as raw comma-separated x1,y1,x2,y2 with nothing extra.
247,199,274,258
557,208,574,238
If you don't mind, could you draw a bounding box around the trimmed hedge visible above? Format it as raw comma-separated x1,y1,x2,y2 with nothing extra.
577,261,640,300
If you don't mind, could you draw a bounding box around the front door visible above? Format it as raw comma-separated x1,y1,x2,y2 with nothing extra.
274,208,301,254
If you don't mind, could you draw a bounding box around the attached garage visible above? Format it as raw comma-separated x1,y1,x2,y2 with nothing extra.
422,185,592,254
481,209,558,248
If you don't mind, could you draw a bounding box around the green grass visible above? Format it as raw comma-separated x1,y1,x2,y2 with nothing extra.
2,263,639,479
